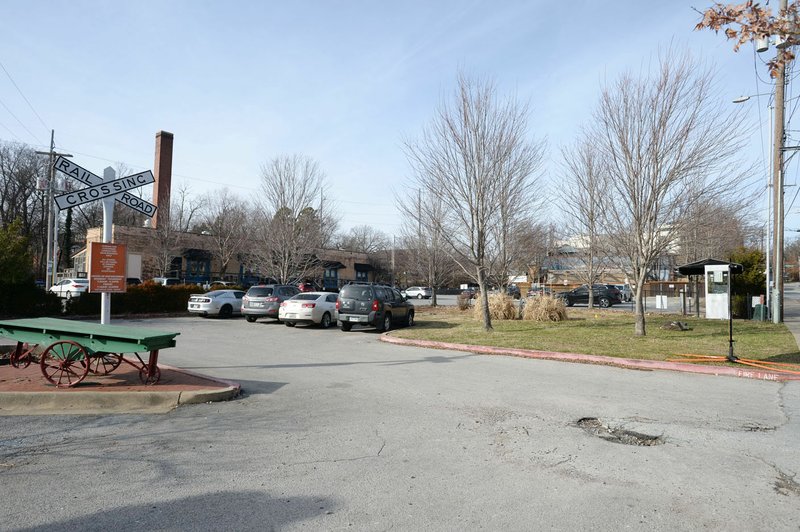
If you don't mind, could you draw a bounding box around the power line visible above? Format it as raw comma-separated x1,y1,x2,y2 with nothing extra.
0,122,22,142
0,60,49,133
0,95,44,145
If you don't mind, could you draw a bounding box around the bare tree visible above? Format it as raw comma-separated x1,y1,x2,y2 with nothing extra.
251,154,336,283
560,136,608,307
151,184,205,277
0,141,48,275
591,49,752,336
398,193,451,306
198,189,248,277
335,225,390,253
404,74,546,330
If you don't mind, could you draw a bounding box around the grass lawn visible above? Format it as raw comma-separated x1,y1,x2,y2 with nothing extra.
390,306,800,364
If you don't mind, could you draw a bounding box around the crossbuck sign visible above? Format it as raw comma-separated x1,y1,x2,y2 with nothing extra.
53,156,157,216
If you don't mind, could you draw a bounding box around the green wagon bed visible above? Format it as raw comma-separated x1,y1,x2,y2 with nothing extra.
0,317,180,388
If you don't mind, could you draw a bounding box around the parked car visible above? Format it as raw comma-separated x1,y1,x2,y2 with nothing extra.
506,284,521,299
152,277,181,286
460,288,479,299
608,284,633,302
404,286,432,299
336,283,414,332
297,281,321,292
555,284,622,308
126,277,142,286
49,278,89,299
279,292,339,328
242,284,301,323
187,289,245,318
526,287,552,298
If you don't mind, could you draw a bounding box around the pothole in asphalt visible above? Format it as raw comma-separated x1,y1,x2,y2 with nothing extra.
576,417,664,446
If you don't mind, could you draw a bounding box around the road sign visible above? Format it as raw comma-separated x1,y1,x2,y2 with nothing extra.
54,155,158,215
117,190,157,216
55,155,102,186
54,170,155,209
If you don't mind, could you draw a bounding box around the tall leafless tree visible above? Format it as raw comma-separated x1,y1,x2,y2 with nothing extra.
591,49,752,335
198,188,249,277
398,193,451,306
335,225,390,253
404,74,546,330
560,136,608,307
151,184,205,277
251,154,337,283
0,141,48,276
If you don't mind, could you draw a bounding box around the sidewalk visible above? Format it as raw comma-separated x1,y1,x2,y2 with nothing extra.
0,358,240,415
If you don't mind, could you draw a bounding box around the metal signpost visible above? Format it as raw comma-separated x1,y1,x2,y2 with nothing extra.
53,159,157,324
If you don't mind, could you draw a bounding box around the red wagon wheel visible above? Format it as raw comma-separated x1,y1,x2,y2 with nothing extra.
138,365,161,385
10,342,37,369
40,340,90,388
86,352,123,375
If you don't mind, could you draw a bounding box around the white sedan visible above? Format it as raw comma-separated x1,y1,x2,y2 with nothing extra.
49,278,90,299
278,292,339,328
188,290,245,318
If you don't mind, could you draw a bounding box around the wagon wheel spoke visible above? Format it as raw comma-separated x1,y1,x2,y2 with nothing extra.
40,340,90,388
10,342,37,369
87,353,123,375
138,365,161,385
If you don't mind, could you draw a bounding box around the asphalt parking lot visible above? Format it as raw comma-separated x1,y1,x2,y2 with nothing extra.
1,314,798,530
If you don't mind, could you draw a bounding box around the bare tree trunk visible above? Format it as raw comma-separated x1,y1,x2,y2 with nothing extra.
477,266,492,332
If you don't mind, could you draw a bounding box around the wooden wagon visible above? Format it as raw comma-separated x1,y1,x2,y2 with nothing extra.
0,318,179,388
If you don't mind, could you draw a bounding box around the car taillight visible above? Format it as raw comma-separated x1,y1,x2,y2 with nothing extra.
301,303,315,308
280,301,287,307
72,284,83,288
371,299,379,312
266,296,278,302
335,300,340,310
243,295,249,302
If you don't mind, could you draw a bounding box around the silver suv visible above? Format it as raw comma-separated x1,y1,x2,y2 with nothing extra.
242,284,300,323
337,283,414,332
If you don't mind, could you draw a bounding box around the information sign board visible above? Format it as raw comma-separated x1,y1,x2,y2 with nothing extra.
89,242,127,293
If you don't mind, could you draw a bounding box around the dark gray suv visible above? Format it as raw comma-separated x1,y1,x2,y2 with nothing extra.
337,283,414,332
242,284,300,322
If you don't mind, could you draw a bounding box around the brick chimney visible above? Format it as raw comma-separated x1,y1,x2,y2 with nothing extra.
151,130,174,229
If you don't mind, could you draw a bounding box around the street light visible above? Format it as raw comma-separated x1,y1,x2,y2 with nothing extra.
733,95,775,319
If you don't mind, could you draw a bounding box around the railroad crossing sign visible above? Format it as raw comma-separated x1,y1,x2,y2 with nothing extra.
53,156,158,217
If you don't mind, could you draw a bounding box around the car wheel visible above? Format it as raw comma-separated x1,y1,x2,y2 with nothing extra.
219,305,233,319
320,312,331,328
285,321,295,327
405,311,415,327
377,313,391,332
65,291,72,301
340,322,353,332
417,294,423,299
565,298,573,307
245,316,257,323
598,297,610,308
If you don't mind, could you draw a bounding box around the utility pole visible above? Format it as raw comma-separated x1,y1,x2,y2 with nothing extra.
35,130,72,289
773,0,788,323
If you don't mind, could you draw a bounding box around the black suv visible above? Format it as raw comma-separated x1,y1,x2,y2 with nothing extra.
556,284,622,308
336,283,414,332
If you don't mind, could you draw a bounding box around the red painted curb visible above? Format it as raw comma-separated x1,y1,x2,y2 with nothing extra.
380,334,800,382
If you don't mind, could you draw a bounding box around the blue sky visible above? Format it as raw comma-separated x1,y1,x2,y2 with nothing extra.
0,1,790,235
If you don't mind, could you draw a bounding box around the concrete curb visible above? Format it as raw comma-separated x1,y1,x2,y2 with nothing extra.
380,334,800,382
0,366,240,415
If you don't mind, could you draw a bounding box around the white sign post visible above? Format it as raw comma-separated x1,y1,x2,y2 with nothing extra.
54,159,157,324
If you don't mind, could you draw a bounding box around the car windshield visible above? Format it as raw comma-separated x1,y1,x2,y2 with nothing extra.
292,294,319,301
341,285,372,301
247,287,273,297
205,290,225,297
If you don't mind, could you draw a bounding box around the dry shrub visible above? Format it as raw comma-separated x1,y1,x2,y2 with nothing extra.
523,295,568,322
473,293,517,320
456,294,471,311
